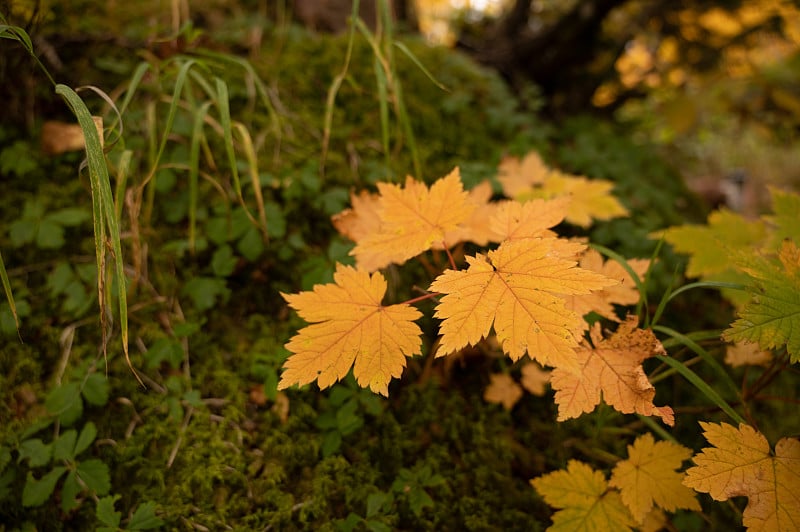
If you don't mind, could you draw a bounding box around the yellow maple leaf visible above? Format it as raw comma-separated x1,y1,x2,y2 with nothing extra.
279,264,422,396
550,316,674,425
430,238,617,372
488,197,569,243
519,171,629,228
531,460,637,532
521,362,551,396
441,179,499,248
563,249,650,325
609,433,701,523
724,342,772,367
497,151,628,228
683,422,800,532
656,208,767,279
497,151,550,197
331,189,381,243
352,168,475,271
483,373,523,410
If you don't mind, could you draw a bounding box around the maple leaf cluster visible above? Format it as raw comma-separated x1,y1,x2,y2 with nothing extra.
532,421,800,532
532,433,700,531
279,158,667,429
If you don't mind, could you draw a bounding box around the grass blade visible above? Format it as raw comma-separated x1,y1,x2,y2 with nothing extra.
55,84,138,384
653,324,741,401
0,250,19,333
654,354,745,425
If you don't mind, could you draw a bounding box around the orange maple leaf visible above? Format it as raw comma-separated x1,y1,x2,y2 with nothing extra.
725,342,772,367
531,460,637,532
497,151,550,197
521,362,551,396
683,422,800,532
331,189,381,243
351,168,475,271
518,171,629,228
497,151,628,228
550,316,674,425
430,238,617,372
483,373,523,410
441,179,499,247
609,433,701,523
563,249,650,325
279,264,422,396
489,197,569,243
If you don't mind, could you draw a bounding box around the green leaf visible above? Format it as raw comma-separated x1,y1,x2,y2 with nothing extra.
366,492,392,517
0,467,14,501
264,201,286,238
60,470,82,512
211,244,237,277
763,187,800,249
182,389,203,408
47,262,75,294
321,431,342,458
173,321,202,338
658,210,766,278
76,459,110,496
336,400,363,436
144,338,183,369
18,439,52,467
23,466,67,507
0,446,10,471
365,521,393,532
724,241,800,361
127,501,164,530
36,219,66,249
82,374,109,406
182,277,230,311
407,488,434,517
236,226,264,262
53,429,78,461
45,382,83,426
47,208,91,226
336,513,362,532
74,422,97,456
96,495,122,528
9,219,36,246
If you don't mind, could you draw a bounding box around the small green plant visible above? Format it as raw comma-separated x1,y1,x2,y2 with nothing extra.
316,376,384,457
19,421,109,510
95,495,164,531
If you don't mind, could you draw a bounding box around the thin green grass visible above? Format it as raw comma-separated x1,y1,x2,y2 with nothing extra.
57,84,136,382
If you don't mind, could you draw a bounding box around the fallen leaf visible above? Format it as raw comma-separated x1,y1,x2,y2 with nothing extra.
520,362,551,396
724,342,772,367
483,373,523,410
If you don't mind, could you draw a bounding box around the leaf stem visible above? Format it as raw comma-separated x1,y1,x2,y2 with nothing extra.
401,292,439,306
